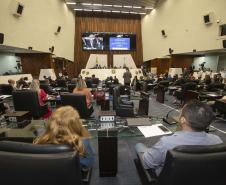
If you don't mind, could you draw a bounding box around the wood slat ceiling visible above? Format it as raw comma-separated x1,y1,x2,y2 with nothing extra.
65,0,159,14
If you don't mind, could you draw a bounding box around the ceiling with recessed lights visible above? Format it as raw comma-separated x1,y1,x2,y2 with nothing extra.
65,0,159,15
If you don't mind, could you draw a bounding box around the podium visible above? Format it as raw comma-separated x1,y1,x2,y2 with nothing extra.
98,129,118,177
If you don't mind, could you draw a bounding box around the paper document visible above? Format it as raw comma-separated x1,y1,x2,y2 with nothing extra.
138,124,172,138
0,95,12,99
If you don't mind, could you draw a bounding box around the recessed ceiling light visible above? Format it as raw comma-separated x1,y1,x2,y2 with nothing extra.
93,4,102,6
133,6,142,9
112,10,120,13
74,8,83,11
82,3,92,6
84,9,92,12
121,11,130,14
103,4,112,7
145,7,153,10
103,10,111,12
66,2,76,5
139,12,146,15
113,5,122,8
123,5,132,8
93,9,102,12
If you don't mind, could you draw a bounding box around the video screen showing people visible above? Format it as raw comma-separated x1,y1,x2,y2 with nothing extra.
82,33,104,50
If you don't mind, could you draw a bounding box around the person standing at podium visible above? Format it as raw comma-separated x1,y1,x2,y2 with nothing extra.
123,68,132,86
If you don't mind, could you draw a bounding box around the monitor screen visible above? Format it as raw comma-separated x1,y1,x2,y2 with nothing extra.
82,33,104,50
110,37,130,50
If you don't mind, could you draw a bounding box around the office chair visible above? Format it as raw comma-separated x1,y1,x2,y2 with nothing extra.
40,84,57,95
57,79,67,87
0,140,90,185
135,143,226,185
67,84,77,93
12,90,48,119
113,86,134,117
60,93,93,119
0,84,14,95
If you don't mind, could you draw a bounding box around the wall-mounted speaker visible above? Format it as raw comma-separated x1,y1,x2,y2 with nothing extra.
193,49,197,52
223,40,226,48
28,46,33,50
203,12,213,25
13,1,24,17
169,48,174,54
161,30,167,37
49,46,54,53
55,26,61,35
0,33,4,44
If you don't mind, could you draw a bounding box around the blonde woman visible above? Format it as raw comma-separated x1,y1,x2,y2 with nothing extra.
30,79,52,119
34,106,95,169
73,78,93,114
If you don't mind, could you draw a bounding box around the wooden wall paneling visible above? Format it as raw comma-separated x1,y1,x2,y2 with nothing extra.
17,53,53,78
74,12,143,75
151,58,170,75
170,55,194,69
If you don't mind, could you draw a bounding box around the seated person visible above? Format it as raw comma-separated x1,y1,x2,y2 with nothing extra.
8,79,17,90
73,78,93,114
30,79,52,119
16,77,29,89
34,106,95,169
204,74,211,85
135,100,222,176
43,79,57,95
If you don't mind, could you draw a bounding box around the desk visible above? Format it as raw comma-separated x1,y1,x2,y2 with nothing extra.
199,91,223,101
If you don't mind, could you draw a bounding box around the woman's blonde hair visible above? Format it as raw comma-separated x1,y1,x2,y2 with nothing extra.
76,78,87,90
30,79,40,92
34,106,90,155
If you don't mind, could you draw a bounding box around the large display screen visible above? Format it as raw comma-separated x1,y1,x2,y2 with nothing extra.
82,33,105,50
110,37,130,50
82,32,136,51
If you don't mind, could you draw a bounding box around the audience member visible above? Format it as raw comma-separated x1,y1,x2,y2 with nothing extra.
73,78,93,114
34,106,95,169
135,100,222,176
8,79,17,90
30,79,52,119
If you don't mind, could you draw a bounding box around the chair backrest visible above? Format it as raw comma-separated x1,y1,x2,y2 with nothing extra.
57,79,67,87
0,141,82,185
0,84,14,95
61,93,88,118
158,144,226,185
183,90,199,105
183,82,197,91
113,86,120,109
12,90,43,118
67,84,76,93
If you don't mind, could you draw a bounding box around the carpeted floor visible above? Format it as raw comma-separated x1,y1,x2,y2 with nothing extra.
89,91,226,185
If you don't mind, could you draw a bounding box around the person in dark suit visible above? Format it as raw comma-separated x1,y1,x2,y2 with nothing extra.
123,68,132,86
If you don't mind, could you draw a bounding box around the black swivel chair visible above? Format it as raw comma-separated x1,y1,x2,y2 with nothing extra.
61,93,93,119
67,84,77,93
40,84,57,95
0,140,85,185
0,84,14,95
135,143,226,185
57,79,67,87
12,90,48,119
113,86,134,117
